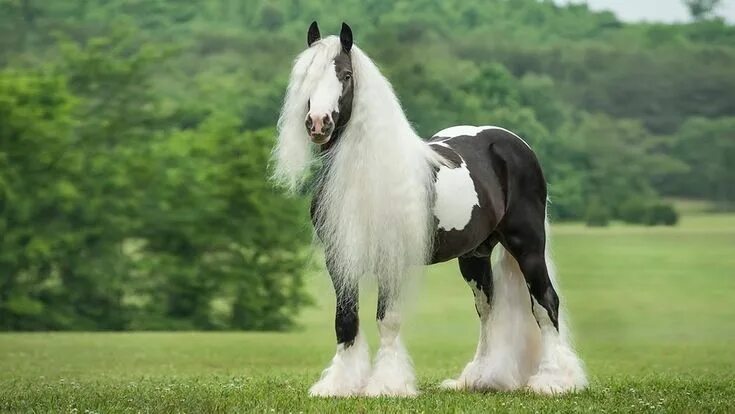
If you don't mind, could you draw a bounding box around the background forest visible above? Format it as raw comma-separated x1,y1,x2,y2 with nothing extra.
1,0,733,331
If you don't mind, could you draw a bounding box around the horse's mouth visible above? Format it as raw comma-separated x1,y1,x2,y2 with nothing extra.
310,133,331,145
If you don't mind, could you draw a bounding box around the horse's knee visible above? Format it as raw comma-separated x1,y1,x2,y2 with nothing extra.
458,256,493,318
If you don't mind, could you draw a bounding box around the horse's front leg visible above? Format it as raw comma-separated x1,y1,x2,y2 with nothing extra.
363,284,418,397
308,266,370,397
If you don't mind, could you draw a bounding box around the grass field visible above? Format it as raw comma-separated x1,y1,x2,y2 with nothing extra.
2,213,734,413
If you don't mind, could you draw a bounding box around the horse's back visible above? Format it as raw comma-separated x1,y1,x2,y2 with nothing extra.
431,125,547,202
431,125,537,166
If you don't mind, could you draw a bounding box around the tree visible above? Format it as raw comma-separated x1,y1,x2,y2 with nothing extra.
684,0,722,20
666,117,735,205
2,0,734,330
0,31,314,331
547,114,684,222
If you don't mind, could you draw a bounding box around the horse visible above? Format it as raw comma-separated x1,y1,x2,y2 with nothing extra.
272,22,588,397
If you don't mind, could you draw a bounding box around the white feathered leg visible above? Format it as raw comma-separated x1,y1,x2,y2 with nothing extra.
526,298,588,394
309,330,371,397
526,219,587,394
364,310,418,397
441,250,541,392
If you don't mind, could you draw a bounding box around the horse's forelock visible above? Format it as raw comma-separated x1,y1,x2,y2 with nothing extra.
272,37,343,191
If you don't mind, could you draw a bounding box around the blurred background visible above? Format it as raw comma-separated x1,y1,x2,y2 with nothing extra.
0,0,733,333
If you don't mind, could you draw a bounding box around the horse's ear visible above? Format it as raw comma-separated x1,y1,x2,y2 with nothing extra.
307,21,320,46
340,22,353,53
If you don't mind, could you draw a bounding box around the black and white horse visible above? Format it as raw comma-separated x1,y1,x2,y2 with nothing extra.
273,22,587,397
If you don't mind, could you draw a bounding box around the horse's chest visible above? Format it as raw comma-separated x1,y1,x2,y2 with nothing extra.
432,162,479,232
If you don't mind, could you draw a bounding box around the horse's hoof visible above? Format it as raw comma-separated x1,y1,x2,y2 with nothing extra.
526,373,578,395
439,378,462,390
363,369,418,397
308,380,364,397
363,380,418,397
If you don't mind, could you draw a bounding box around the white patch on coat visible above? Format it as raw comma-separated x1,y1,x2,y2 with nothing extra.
309,62,342,116
364,311,417,397
429,141,452,149
468,280,491,318
309,330,371,397
434,125,490,138
433,161,479,231
433,125,532,149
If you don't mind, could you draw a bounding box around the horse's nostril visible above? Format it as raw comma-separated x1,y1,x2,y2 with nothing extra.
305,117,313,129
323,115,331,126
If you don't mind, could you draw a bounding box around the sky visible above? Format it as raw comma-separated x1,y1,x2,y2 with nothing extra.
557,0,735,23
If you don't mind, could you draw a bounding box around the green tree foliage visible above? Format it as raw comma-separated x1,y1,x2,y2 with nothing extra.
0,0,732,329
0,32,311,331
0,69,82,328
619,198,680,226
684,0,723,21
665,117,735,205
585,197,610,227
550,114,684,221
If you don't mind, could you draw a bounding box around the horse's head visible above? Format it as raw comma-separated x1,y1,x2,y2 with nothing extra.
304,22,354,146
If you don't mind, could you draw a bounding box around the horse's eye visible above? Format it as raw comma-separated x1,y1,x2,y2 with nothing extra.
344,73,352,81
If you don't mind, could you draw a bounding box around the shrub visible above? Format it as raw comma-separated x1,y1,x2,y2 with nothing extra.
618,198,679,226
618,198,650,224
645,202,679,226
585,198,610,227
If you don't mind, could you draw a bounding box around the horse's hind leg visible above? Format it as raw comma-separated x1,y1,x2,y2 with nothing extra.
363,283,418,397
442,244,541,392
308,262,370,397
500,206,587,394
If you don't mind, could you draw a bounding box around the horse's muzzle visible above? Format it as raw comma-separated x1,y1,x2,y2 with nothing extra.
306,113,334,143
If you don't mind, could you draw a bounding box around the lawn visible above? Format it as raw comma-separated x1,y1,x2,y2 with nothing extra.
2,213,734,413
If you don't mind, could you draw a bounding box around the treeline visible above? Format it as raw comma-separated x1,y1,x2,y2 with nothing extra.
0,0,733,330
0,30,311,330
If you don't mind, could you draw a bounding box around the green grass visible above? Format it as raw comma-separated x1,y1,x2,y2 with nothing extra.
2,213,735,413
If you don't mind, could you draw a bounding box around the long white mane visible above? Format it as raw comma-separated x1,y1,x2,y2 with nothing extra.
273,36,444,298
